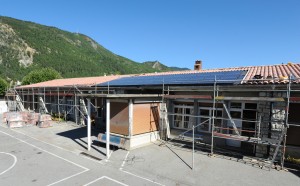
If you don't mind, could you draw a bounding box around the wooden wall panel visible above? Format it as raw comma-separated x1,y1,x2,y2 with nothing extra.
110,102,129,135
133,103,159,135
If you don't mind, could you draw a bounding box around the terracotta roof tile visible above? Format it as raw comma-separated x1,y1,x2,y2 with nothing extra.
139,63,300,84
17,63,300,88
18,75,127,88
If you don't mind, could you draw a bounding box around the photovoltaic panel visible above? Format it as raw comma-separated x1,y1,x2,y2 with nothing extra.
97,70,247,87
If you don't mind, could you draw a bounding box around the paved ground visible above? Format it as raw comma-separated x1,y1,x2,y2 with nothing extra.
0,114,299,186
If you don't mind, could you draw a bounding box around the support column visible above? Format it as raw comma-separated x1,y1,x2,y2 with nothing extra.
128,99,133,137
106,99,110,159
43,87,46,109
194,99,199,126
32,87,35,111
57,87,60,121
87,98,91,151
75,95,78,125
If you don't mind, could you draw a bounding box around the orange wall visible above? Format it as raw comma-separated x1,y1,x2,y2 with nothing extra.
110,102,129,135
133,103,159,135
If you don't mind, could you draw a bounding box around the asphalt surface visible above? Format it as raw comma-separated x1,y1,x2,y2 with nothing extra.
0,114,299,186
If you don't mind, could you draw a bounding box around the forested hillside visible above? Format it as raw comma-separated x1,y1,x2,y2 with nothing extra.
0,16,188,81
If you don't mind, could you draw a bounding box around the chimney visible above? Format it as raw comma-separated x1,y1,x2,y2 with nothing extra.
194,60,202,71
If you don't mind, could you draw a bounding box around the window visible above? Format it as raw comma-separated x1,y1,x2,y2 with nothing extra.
245,103,257,110
230,102,242,109
227,102,257,137
198,107,223,132
173,104,194,129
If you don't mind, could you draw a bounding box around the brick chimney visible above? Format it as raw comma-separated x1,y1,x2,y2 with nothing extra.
194,60,202,71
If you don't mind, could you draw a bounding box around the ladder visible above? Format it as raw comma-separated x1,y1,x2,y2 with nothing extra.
160,103,170,139
39,97,49,114
80,99,88,115
269,127,287,169
15,94,25,111
79,99,88,125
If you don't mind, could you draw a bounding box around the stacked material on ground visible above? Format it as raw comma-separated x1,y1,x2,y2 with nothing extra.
27,112,40,125
38,114,52,128
2,111,53,128
4,111,28,128
2,112,8,123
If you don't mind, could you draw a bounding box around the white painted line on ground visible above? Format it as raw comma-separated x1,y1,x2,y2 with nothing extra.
0,130,88,170
11,128,77,154
120,151,130,170
120,169,165,186
0,152,17,176
118,150,164,185
47,169,89,186
5,126,105,165
0,130,90,185
84,176,128,186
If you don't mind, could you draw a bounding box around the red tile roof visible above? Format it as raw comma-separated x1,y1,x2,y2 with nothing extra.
18,75,126,88
241,63,300,84
18,63,300,88
139,63,300,84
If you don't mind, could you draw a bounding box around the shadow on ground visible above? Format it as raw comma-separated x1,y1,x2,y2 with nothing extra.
56,127,118,155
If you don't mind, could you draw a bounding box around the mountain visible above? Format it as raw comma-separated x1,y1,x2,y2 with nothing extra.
0,16,188,81
142,61,189,71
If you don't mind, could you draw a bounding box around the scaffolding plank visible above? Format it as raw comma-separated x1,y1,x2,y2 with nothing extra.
215,96,285,102
213,132,280,145
290,97,300,102
163,95,212,99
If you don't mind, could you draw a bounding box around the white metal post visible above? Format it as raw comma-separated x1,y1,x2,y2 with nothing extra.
211,78,216,155
192,124,195,170
87,98,91,151
32,87,35,111
106,99,110,159
58,87,60,121
128,99,133,137
75,94,78,125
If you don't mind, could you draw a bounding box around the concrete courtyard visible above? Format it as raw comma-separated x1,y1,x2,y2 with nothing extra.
0,114,299,186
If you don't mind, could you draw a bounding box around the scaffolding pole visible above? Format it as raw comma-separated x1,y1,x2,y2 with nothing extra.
87,98,91,151
57,87,60,122
281,75,291,169
106,99,111,159
210,77,216,155
192,123,195,170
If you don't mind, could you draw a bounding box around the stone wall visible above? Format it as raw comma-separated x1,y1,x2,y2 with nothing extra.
256,92,287,161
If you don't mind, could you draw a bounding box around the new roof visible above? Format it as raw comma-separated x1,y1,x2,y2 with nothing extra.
98,70,247,87
18,75,124,88
18,63,300,89
140,63,300,84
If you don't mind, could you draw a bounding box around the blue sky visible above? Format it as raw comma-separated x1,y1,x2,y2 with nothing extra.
1,0,299,70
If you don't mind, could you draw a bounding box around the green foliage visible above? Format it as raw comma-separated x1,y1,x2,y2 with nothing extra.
0,78,8,95
0,16,182,82
22,68,62,85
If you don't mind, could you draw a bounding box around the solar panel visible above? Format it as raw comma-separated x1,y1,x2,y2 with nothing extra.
97,70,247,87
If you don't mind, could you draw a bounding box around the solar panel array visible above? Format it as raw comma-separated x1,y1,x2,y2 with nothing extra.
97,70,247,87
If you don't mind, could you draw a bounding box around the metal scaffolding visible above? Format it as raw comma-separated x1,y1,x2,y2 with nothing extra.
4,76,300,168
161,76,297,170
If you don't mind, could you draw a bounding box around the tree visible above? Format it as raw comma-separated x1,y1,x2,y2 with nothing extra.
22,68,62,85
0,78,9,96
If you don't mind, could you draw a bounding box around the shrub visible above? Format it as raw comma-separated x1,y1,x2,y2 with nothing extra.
22,68,62,85
0,78,9,95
